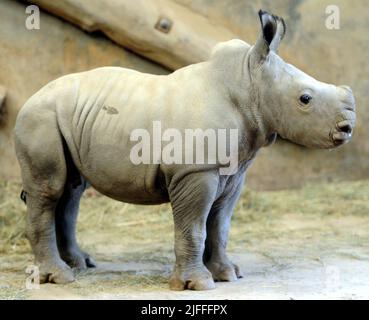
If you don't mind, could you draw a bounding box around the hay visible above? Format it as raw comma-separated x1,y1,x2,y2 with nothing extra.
2,179,369,255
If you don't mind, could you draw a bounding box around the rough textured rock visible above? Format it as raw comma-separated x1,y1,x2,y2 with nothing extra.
27,0,237,70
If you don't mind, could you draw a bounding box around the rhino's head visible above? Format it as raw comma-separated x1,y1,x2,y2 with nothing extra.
249,10,356,148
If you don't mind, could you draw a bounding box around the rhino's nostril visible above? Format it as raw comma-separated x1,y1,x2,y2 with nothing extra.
338,124,352,134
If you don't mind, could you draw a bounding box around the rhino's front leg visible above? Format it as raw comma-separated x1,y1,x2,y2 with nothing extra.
168,171,219,291
204,173,245,282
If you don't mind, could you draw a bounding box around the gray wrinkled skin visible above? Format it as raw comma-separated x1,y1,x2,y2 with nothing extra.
14,11,356,290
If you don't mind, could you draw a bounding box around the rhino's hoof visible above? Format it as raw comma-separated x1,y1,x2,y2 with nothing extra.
187,278,216,291
206,260,243,282
169,269,215,291
39,264,75,284
169,277,216,291
61,250,96,269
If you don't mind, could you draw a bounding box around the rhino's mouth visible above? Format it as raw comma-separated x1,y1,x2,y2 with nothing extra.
330,119,354,146
332,132,352,146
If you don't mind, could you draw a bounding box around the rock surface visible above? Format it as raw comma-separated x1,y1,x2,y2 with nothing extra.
28,0,237,69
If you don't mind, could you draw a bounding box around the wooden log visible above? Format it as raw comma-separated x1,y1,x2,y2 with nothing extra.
27,0,238,70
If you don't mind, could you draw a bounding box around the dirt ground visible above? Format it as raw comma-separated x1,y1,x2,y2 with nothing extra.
1,180,369,300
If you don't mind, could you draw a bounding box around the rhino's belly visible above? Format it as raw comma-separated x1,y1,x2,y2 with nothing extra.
79,144,169,205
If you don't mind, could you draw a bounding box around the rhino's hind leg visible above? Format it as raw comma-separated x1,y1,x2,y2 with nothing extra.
168,172,219,291
14,110,74,284
56,175,96,269
204,176,245,282
25,194,75,284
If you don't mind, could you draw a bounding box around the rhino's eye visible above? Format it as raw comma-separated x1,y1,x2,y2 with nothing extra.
300,94,312,105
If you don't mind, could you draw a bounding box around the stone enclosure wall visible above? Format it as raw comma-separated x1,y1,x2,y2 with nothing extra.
0,0,368,190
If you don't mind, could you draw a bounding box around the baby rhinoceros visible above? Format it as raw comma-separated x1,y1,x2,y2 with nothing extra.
14,10,356,290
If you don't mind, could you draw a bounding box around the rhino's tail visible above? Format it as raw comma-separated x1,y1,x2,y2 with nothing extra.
20,189,27,204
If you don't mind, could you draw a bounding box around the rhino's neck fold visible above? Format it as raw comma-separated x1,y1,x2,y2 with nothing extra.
230,75,272,150
209,46,273,151
243,85,272,149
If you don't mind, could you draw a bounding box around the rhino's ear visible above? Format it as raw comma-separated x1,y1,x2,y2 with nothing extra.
269,15,286,53
251,10,285,63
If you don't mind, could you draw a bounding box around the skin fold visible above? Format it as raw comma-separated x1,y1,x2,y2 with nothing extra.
14,11,356,290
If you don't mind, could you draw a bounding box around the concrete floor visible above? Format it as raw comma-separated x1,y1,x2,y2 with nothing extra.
24,252,369,300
